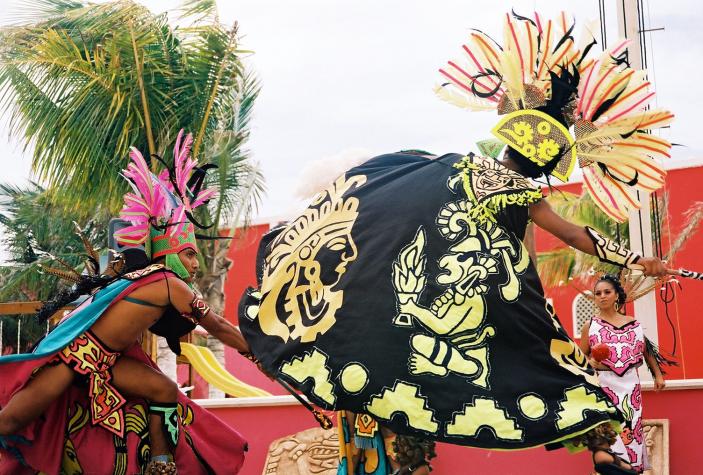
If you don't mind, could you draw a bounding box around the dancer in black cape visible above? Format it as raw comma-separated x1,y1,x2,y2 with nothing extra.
240,11,673,475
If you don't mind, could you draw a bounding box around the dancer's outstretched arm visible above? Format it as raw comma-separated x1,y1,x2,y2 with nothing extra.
167,277,250,353
529,199,668,277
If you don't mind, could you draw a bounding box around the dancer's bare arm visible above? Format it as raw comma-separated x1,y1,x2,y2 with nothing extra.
167,277,250,353
578,319,592,356
643,347,666,390
529,199,667,277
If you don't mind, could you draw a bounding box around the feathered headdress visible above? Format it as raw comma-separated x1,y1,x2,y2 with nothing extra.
437,11,674,222
114,130,217,279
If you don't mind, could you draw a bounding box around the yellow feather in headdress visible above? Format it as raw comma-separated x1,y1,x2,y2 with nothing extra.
582,164,640,223
38,264,82,284
499,50,524,111
433,84,495,111
603,109,675,133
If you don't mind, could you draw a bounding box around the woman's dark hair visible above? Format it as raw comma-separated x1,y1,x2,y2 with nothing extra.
506,146,561,179
572,422,618,450
596,274,627,307
392,435,437,470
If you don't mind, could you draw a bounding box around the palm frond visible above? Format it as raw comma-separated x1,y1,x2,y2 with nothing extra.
536,248,575,288
537,187,690,303
0,0,265,296
0,0,251,210
179,0,219,24
537,190,627,287
667,201,703,260
0,182,109,301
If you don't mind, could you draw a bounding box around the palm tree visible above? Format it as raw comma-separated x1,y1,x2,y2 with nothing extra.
0,0,265,387
0,182,110,352
536,190,628,289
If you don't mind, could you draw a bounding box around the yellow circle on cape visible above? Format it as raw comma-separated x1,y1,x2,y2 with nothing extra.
340,363,369,394
537,120,552,135
518,394,547,420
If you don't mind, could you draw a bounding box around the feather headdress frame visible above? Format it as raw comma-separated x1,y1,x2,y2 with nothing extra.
114,130,218,261
437,11,674,221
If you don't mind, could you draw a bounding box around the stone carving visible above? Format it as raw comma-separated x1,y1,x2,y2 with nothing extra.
643,419,669,475
263,427,339,475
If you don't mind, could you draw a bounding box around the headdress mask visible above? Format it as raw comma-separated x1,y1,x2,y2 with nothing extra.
114,130,217,279
436,11,674,222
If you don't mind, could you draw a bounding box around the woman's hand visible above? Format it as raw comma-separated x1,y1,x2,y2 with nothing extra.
588,357,608,371
654,374,666,391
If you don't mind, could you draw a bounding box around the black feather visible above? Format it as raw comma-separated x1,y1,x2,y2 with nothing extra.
644,336,677,375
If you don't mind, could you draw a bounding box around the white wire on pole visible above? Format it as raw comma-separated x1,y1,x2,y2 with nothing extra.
16,316,21,354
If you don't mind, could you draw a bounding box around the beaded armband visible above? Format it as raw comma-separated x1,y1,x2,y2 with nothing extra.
585,226,641,269
185,295,211,322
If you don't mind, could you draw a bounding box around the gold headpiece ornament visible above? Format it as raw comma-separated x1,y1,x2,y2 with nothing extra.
491,109,576,182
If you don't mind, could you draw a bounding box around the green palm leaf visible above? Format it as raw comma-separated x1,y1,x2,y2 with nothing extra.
0,0,253,210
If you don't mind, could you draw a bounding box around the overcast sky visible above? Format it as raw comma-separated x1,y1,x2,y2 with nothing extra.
1,0,701,221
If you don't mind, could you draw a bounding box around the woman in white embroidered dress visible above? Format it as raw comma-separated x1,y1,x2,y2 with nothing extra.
579,275,666,473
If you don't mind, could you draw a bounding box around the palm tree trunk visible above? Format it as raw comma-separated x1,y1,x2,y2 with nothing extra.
199,243,233,399
206,334,225,399
156,336,177,382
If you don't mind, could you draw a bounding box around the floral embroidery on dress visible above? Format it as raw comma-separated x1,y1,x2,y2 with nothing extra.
631,383,642,411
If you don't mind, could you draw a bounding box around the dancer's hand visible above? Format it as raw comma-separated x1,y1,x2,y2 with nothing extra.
654,374,666,391
633,257,668,277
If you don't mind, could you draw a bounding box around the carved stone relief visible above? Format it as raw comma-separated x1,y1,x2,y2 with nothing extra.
643,419,669,475
263,427,339,475
262,419,669,474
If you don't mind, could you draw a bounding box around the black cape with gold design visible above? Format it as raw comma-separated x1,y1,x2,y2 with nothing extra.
240,152,620,449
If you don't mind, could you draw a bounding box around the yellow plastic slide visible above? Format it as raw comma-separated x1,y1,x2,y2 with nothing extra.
180,343,271,398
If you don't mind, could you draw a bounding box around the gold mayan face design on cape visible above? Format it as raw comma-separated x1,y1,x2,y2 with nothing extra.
258,174,367,343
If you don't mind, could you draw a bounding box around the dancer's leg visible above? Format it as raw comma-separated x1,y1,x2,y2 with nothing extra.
0,363,74,436
111,356,179,457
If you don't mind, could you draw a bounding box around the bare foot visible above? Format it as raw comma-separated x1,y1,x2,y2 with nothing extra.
408,353,447,376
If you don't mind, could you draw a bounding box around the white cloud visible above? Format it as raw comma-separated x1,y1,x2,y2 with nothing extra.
294,147,372,200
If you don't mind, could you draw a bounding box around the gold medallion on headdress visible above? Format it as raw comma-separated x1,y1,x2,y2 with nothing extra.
491,109,576,182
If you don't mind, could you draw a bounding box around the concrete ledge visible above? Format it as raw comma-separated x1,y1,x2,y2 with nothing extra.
641,378,703,391
194,394,308,408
